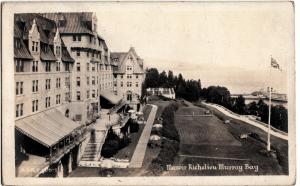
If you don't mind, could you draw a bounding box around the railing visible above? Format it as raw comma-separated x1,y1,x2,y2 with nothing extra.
47,127,88,164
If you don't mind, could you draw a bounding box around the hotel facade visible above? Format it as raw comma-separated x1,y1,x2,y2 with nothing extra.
14,12,144,177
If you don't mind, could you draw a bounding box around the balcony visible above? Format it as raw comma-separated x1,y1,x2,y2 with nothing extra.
47,127,88,164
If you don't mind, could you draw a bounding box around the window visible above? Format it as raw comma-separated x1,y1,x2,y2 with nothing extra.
76,50,80,57
87,90,90,99
15,59,24,72
45,79,51,90
65,63,70,71
120,81,123,87
92,76,95,85
32,41,35,51
32,80,38,92
73,35,76,41
45,97,51,108
56,62,60,71
65,77,70,88
92,52,94,58
136,82,139,87
87,77,90,85
32,100,38,112
87,51,89,57
56,78,61,88
127,82,132,87
32,61,38,72
16,81,23,95
76,62,80,71
55,46,60,56
136,75,139,79
76,91,81,101
76,77,80,87
16,103,24,117
114,82,117,87
120,75,123,79
127,75,132,79
92,90,95,98
75,114,82,121
92,63,95,71
36,42,39,52
65,92,70,102
45,62,51,72
56,94,61,104
97,89,99,97
78,35,81,41
15,38,21,49
87,63,89,71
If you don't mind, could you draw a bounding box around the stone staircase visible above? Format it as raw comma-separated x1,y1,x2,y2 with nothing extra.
78,130,107,166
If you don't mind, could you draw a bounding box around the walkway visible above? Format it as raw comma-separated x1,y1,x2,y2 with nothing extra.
202,102,288,140
129,104,158,168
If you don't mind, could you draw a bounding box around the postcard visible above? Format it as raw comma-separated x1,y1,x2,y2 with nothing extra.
1,1,296,185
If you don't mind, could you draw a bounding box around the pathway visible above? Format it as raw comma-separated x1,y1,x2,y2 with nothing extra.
128,104,158,168
202,102,288,140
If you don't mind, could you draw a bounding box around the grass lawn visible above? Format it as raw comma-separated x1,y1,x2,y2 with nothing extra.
197,102,288,174
114,125,145,160
161,103,288,176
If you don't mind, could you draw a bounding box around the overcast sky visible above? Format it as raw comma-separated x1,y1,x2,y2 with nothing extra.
94,2,293,94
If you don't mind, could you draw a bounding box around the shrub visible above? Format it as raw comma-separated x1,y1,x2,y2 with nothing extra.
101,127,131,158
161,103,180,142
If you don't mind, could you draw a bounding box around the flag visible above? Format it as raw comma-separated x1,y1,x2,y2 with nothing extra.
271,57,281,71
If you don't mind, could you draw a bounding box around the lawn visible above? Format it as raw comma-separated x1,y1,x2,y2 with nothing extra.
162,103,288,176
197,102,289,174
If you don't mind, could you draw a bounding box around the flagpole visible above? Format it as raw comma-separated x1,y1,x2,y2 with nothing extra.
267,57,272,151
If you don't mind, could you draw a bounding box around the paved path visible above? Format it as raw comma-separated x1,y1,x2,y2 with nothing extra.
129,104,158,168
202,102,288,140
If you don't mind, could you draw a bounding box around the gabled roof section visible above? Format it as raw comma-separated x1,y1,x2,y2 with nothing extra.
14,13,74,62
111,47,144,74
14,23,33,60
41,12,94,35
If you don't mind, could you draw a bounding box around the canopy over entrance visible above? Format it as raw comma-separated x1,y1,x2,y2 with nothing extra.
100,90,123,105
15,109,80,147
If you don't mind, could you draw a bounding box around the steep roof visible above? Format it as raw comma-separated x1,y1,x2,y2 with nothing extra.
14,23,33,60
41,13,94,34
14,13,74,62
111,47,144,74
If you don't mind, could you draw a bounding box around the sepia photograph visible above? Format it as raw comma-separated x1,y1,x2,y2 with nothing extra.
1,1,296,185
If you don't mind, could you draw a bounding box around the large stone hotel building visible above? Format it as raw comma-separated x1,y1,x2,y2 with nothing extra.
14,13,145,177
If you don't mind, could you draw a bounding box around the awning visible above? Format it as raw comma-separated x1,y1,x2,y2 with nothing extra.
100,90,123,105
15,109,80,147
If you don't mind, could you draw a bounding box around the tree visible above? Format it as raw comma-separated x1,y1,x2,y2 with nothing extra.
206,86,231,107
159,71,168,87
271,105,288,132
144,68,160,88
167,70,175,88
247,101,258,115
232,95,246,114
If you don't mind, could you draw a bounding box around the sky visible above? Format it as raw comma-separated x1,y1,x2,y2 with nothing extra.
94,2,293,94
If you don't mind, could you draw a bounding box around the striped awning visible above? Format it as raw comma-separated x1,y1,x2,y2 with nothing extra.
15,109,80,147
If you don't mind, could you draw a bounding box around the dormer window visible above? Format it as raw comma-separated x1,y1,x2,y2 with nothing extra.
55,46,61,56
14,38,21,49
73,35,81,42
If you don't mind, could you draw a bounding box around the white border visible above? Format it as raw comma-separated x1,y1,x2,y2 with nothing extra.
1,1,296,185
